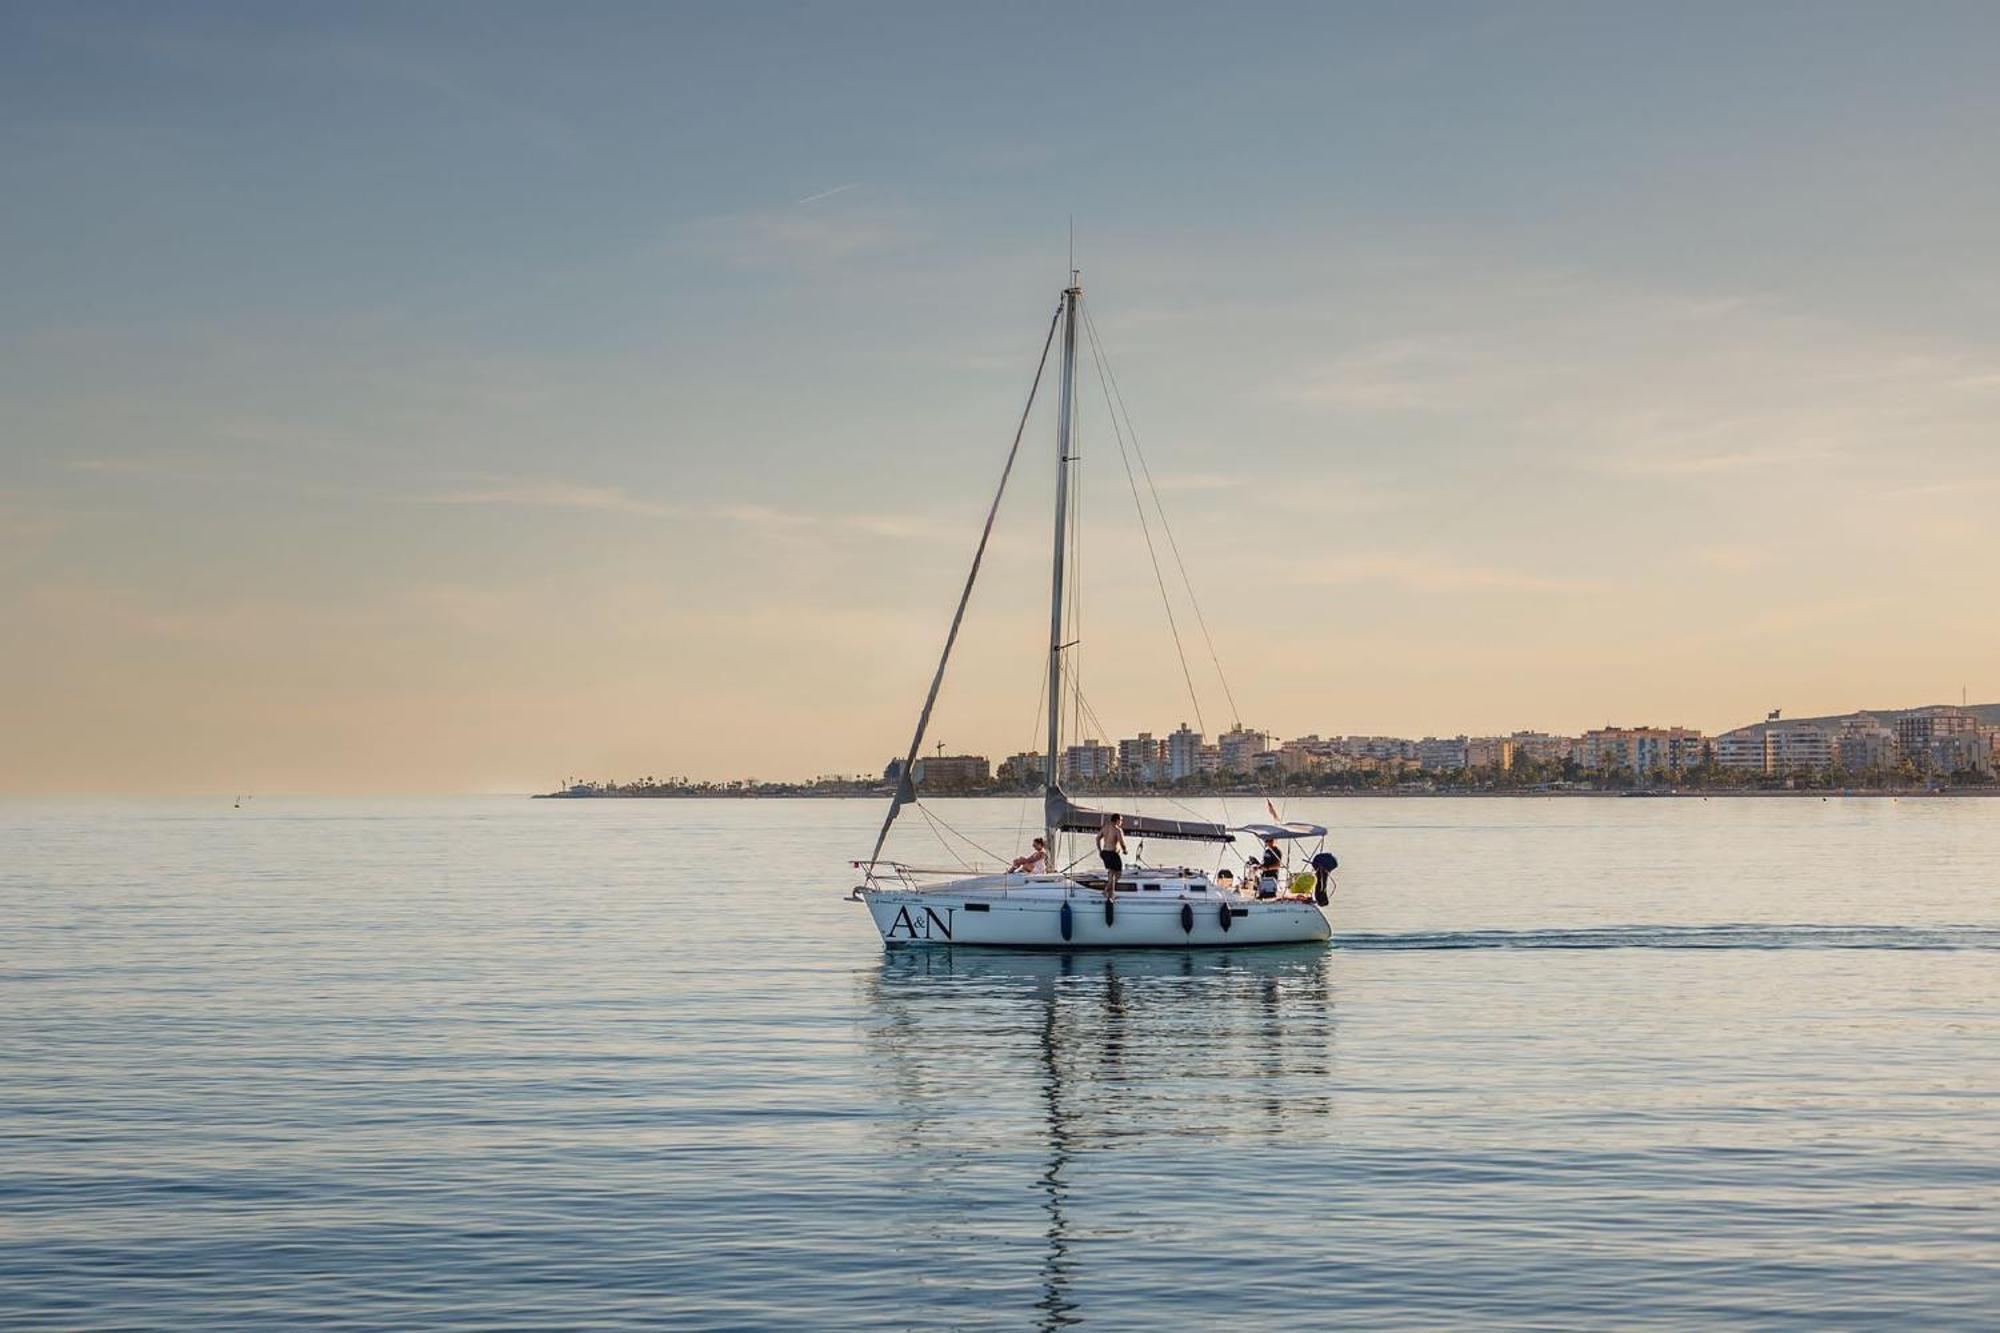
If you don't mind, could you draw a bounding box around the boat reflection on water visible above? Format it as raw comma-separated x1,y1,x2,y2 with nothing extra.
862,947,1337,1328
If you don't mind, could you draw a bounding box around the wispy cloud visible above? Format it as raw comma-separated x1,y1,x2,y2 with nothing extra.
0,492,66,555
794,182,861,206
417,482,678,517
1591,436,1838,477
1150,472,1248,493
408,479,963,543
672,198,925,270
1692,543,1773,572
67,455,215,477
1278,340,1498,413
1266,270,2000,496
1294,553,1601,594
715,500,962,543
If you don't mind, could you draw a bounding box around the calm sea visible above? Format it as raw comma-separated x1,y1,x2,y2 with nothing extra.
4,795,1998,1329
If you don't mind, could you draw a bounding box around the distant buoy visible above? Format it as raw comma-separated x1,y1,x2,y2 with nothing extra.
1060,902,1073,942
1219,904,1232,932
1180,903,1194,934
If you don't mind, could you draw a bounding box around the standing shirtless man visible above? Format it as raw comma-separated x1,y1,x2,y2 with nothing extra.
1096,813,1127,901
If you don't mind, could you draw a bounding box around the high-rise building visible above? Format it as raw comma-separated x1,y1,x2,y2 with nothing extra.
1714,727,1766,770
1415,736,1469,772
1923,727,1992,776
1508,732,1574,765
1465,736,1515,770
1896,706,1979,767
1062,739,1116,784
997,752,1047,785
1166,723,1204,781
1341,736,1417,761
1278,736,1343,773
1218,727,1272,774
1577,726,1707,776
1117,733,1165,783
1763,723,1835,774
1833,720,1899,772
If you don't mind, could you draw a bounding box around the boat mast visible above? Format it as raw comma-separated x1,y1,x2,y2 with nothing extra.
1045,276,1080,850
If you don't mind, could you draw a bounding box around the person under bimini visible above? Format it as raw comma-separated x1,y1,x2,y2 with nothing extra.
1096,814,1127,900
1255,836,1284,898
1008,838,1049,874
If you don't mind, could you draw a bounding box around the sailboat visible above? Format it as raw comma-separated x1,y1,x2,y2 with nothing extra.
851,275,1334,948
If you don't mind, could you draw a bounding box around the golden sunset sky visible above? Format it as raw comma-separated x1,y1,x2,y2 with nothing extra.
5,4,1997,792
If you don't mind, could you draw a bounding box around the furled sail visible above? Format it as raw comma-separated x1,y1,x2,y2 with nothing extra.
1044,788,1234,844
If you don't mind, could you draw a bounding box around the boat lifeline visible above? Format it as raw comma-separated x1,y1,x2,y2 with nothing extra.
850,275,1335,948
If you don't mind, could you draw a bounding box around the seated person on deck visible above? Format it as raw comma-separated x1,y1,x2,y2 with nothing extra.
1007,838,1049,874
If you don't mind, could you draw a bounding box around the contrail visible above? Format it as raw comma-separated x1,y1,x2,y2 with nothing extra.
794,182,860,205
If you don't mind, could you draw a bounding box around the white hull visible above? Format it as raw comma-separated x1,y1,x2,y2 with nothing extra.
856,873,1329,949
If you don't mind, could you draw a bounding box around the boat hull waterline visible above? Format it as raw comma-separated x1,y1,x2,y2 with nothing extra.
857,880,1331,949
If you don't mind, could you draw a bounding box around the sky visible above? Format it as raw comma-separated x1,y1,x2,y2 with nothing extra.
4,2,1998,793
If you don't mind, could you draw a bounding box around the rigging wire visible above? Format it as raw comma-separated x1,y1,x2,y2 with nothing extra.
1080,300,1245,731
1079,298,1252,828
913,800,1009,869
1081,306,1207,743
913,803,973,870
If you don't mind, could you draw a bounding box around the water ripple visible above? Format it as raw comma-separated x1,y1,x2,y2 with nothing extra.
1335,923,2000,950
4,795,1999,1329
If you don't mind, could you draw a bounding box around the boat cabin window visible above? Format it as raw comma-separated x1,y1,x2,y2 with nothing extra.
1141,883,1161,892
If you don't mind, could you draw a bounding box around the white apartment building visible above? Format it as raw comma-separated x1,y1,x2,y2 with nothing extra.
1218,727,1272,774
1415,736,1470,771
1166,724,1204,781
1278,735,1344,774
1508,732,1574,765
1714,727,1767,770
1833,722,1899,772
1341,736,1417,761
1117,733,1165,782
997,751,1047,784
1763,724,1835,773
1062,739,1116,784
1576,726,1707,776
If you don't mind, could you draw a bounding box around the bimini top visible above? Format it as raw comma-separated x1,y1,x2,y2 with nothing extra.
1232,821,1328,841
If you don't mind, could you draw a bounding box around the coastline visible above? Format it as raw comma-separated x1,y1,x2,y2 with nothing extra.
533,786,2000,800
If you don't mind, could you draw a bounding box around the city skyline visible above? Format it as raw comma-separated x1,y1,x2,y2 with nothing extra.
556,696,2000,792
6,5,2000,793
